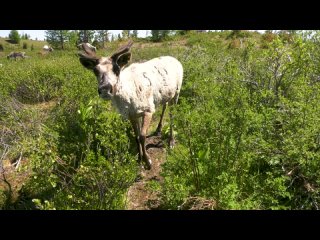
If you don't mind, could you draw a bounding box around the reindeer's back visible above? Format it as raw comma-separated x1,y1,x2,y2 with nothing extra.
128,56,182,103
117,56,183,117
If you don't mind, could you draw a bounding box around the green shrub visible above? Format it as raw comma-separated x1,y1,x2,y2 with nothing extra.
159,33,320,210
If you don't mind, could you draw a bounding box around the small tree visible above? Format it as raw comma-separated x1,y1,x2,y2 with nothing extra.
151,30,170,42
96,30,109,48
23,42,28,49
0,44,4,51
9,30,21,44
132,30,138,38
68,30,79,48
78,30,95,44
45,30,70,49
151,30,160,41
122,30,130,39
21,33,29,40
31,44,34,51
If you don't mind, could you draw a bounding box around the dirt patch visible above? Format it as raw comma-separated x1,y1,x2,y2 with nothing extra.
0,158,31,208
126,135,166,210
178,196,217,210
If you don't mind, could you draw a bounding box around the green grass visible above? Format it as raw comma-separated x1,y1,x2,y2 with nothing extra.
0,37,48,55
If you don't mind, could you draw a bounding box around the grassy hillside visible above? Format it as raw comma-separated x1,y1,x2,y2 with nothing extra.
1,31,320,210
0,37,49,56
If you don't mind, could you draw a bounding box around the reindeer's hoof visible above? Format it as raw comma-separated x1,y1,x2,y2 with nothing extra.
143,159,152,170
155,131,162,137
135,174,143,182
149,131,161,137
169,139,176,149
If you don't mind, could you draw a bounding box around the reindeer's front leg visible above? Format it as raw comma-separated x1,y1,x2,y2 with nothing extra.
140,112,152,170
129,117,143,164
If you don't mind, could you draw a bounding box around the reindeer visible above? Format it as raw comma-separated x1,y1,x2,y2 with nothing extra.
78,41,183,170
7,52,26,60
43,45,54,52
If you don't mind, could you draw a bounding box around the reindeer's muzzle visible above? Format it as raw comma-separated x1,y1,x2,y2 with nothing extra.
98,83,113,99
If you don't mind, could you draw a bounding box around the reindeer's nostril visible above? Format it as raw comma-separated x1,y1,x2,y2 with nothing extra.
98,84,113,96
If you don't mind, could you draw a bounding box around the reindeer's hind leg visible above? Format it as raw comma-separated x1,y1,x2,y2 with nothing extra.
154,103,167,136
168,94,179,148
168,108,175,148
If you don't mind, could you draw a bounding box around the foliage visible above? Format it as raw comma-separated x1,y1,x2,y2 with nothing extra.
68,31,79,48
159,32,320,210
261,31,276,48
21,99,138,210
9,30,21,44
95,30,109,48
151,30,171,42
21,33,30,40
132,30,138,38
122,30,130,39
45,30,70,49
78,30,95,44
227,30,251,39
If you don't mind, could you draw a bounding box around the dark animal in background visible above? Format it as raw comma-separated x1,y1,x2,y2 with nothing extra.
7,52,26,60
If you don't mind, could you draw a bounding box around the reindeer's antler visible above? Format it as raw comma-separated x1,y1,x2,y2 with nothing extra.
78,43,99,61
111,40,133,61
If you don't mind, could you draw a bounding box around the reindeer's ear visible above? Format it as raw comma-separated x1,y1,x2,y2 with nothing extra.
116,52,131,69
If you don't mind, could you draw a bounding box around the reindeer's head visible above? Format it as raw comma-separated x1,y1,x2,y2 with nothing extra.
78,41,133,100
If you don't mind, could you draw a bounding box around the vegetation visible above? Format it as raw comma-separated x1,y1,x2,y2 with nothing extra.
151,30,171,42
45,30,70,50
8,30,21,44
95,30,109,48
78,30,95,44
1,30,320,210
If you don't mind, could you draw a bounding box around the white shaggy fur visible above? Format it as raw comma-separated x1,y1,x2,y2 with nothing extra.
111,56,183,118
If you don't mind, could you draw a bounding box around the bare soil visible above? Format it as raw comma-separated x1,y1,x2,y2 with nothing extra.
125,135,166,210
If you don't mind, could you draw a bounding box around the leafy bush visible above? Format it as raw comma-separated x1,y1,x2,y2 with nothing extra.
17,98,138,209
159,32,320,210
